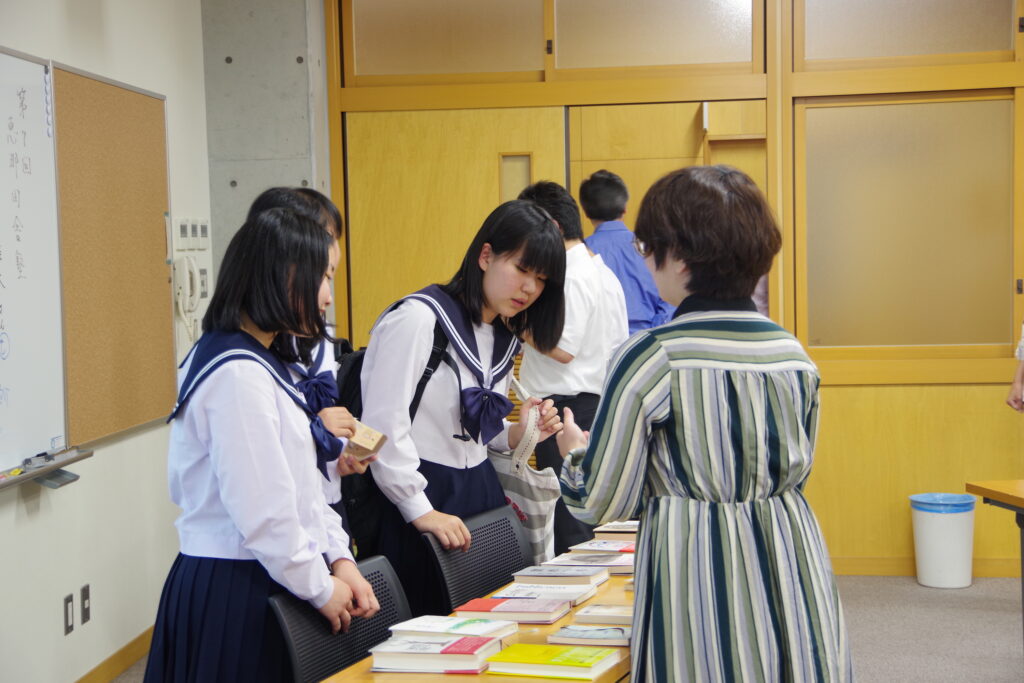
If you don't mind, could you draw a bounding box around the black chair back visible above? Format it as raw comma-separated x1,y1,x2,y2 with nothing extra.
421,503,532,613
269,554,410,683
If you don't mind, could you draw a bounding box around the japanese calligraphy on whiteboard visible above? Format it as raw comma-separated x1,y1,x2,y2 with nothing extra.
0,49,65,473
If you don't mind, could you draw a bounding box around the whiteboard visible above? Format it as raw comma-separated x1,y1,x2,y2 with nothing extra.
0,49,65,471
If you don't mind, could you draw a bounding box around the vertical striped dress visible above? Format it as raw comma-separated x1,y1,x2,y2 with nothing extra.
561,299,852,682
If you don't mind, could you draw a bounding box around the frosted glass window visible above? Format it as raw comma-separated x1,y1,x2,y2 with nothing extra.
804,99,1012,347
353,0,543,75
804,0,1013,62
556,0,752,69
500,155,532,203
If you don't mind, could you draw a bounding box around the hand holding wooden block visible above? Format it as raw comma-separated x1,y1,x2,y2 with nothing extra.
344,420,387,460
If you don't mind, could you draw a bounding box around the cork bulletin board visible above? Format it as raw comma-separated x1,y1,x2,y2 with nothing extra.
53,67,175,446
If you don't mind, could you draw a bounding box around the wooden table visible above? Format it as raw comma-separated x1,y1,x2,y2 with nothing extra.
965,480,1024,657
323,575,633,682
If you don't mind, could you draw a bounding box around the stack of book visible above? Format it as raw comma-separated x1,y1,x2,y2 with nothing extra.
568,539,635,555
492,581,597,607
454,597,571,624
543,552,634,575
387,614,519,645
369,634,501,674
592,519,639,541
512,564,610,587
486,643,625,680
547,624,632,647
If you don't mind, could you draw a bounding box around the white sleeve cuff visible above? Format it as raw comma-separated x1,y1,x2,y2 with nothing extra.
309,575,335,609
396,491,433,523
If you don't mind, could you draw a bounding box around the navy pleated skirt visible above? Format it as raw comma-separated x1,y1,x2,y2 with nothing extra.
143,554,290,683
377,457,505,617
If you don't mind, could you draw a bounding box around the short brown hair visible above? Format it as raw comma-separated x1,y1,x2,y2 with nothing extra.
634,165,781,300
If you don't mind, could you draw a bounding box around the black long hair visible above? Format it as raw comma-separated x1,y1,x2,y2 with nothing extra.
444,200,566,352
203,207,331,363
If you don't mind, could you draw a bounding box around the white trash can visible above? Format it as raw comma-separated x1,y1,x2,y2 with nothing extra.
909,493,975,588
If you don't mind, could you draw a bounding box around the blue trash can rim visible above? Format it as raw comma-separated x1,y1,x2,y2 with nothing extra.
909,493,975,513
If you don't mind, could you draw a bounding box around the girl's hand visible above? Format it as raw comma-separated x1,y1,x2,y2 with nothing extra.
317,576,354,634
337,453,376,476
509,397,562,447
412,510,472,551
331,559,380,618
319,406,356,439
555,406,589,457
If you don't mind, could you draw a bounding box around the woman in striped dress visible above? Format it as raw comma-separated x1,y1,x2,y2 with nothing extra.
556,165,852,682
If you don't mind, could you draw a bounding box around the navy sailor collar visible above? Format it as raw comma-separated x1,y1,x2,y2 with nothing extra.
169,329,341,478
404,284,520,390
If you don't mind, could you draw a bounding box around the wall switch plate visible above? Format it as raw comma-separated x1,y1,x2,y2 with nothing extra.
63,594,73,635
190,220,200,250
199,220,210,251
81,585,90,624
199,268,209,298
177,219,190,252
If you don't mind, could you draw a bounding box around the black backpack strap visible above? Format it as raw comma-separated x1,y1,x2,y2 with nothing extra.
409,320,448,420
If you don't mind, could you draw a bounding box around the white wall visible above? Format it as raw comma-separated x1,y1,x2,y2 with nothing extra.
0,1,209,681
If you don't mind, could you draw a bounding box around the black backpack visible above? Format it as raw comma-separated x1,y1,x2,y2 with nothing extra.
334,320,448,558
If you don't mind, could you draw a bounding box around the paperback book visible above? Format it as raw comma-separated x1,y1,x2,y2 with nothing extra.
543,552,634,574
492,582,597,606
512,565,610,587
388,614,518,643
547,624,632,647
486,643,624,680
369,634,501,674
592,520,639,541
573,603,632,626
568,539,635,554
454,597,571,624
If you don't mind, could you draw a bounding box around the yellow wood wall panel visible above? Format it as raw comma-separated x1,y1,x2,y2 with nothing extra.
704,140,767,193
345,107,565,347
572,157,702,236
706,100,767,137
804,384,1024,575
578,103,703,160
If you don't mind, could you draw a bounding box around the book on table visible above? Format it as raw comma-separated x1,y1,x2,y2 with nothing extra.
568,539,635,554
573,603,632,626
547,624,632,647
486,643,625,680
492,582,597,606
513,564,610,587
387,614,519,643
369,634,501,674
592,520,638,541
454,597,571,624
543,552,634,574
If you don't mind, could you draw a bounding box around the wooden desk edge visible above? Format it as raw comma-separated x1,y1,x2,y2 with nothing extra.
966,480,1024,511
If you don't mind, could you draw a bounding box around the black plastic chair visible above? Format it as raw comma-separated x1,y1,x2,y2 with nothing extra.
269,554,410,683
421,503,533,614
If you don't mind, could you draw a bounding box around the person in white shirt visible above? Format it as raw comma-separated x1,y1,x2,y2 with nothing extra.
517,181,629,553
360,200,566,616
145,207,379,683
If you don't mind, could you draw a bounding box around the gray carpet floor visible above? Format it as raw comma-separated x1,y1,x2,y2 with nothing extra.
113,576,1023,682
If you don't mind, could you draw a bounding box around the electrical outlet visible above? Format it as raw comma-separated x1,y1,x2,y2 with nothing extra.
81,584,90,624
63,594,73,635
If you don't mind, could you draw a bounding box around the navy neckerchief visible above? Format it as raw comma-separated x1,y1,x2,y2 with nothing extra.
402,284,520,443
169,330,340,479
290,341,339,414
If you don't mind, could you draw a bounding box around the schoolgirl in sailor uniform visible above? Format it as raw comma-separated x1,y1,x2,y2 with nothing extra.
245,188,373,540
144,208,379,683
360,200,567,616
